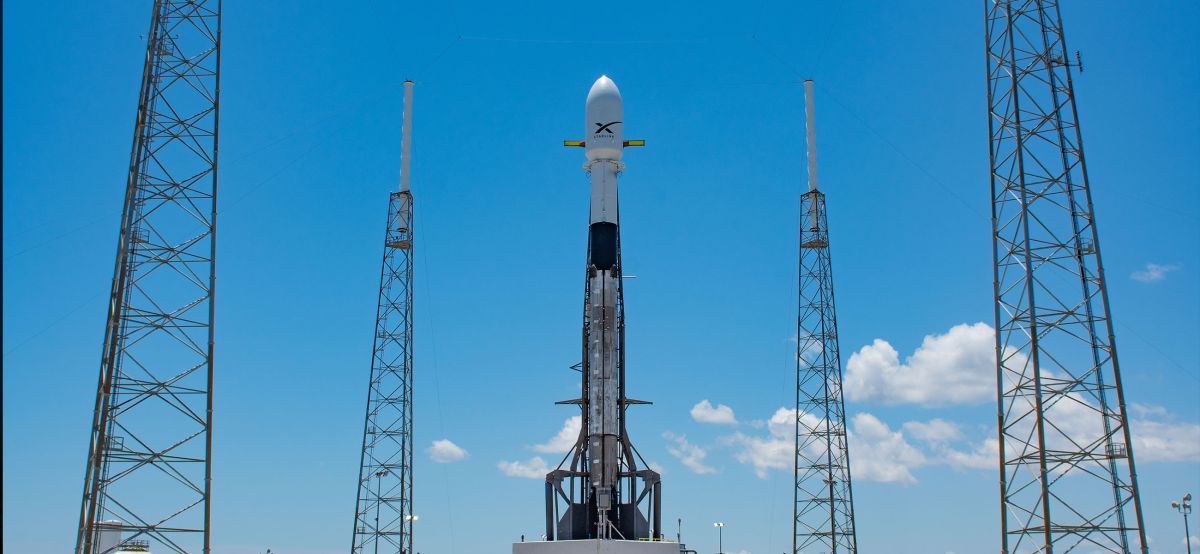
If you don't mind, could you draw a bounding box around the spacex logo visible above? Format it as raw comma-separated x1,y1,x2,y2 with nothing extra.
594,121,621,134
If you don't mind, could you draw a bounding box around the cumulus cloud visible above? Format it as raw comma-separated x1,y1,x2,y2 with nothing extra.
723,398,1196,486
1002,391,1200,467
1130,417,1200,463
726,408,796,478
1130,403,1169,418
1131,262,1179,283
426,439,468,463
930,400,1198,473
844,322,995,406
727,408,928,483
663,432,717,474
941,437,999,471
848,413,927,484
691,400,738,425
531,416,581,454
902,419,963,444
497,457,549,478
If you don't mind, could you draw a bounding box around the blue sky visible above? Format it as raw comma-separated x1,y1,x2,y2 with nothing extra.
4,1,1198,553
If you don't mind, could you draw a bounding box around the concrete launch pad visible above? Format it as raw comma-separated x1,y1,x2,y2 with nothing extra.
513,539,679,554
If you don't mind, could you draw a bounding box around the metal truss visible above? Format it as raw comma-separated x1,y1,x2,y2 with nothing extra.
75,2,221,553
794,190,857,554
352,191,415,554
985,1,1146,552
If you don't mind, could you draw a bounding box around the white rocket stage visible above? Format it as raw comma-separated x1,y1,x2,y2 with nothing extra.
513,539,679,554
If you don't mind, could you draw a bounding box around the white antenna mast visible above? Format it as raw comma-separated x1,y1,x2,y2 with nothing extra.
804,79,819,193
400,80,414,192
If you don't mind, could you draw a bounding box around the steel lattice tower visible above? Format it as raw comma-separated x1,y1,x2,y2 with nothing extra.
352,81,416,554
75,2,222,553
793,80,857,554
985,2,1146,552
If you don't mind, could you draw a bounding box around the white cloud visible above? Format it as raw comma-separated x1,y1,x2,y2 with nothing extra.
691,399,738,425
531,416,581,454
722,399,1197,487
902,418,964,444
663,432,717,474
426,439,468,463
727,408,928,483
899,417,997,471
1131,262,1179,283
936,435,998,471
1003,390,1200,467
497,457,549,479
848,413,927,484
1131,403,1169,418
1130,417,1200,463
727,408,796,478
928,399,1198,473
844,322,996,406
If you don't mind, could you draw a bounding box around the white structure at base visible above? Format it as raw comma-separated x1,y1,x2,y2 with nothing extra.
513,540,678,554
97,521,122,554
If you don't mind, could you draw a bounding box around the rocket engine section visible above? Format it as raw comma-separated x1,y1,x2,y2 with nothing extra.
545,76,662,543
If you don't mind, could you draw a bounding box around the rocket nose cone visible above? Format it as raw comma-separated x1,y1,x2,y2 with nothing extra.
587,75,622,105
585,75,624,161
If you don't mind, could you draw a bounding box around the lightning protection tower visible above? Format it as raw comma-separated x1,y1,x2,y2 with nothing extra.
985,1,1146,552
793,80,857,554
351,80,417,554
74,1,222,553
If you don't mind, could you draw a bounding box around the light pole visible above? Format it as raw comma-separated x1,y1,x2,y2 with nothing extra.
1173,493,1193,554
713,522,725,554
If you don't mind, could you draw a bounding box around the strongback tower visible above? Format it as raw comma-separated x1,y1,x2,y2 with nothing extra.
985,2,1146,552
793,80,857,554
75,1,222,553
352,81,417,554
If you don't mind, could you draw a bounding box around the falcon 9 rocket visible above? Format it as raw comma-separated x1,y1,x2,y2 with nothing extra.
542,75,663,544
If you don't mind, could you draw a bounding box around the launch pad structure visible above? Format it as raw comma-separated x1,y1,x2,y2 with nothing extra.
58,2,1168,553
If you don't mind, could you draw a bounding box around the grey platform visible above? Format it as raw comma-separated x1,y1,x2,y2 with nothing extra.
513,540,679,554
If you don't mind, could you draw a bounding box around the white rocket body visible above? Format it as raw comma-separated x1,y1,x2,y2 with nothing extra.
583,76,623,509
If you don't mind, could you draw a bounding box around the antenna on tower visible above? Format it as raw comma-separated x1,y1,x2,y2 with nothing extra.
400,80,414,192
804,80,819,193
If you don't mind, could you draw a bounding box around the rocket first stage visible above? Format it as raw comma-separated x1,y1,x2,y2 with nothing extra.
535,76,665,546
